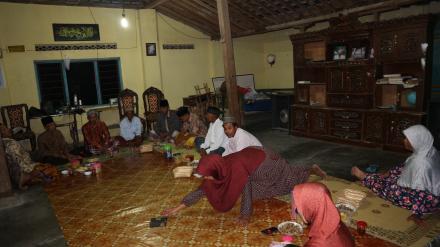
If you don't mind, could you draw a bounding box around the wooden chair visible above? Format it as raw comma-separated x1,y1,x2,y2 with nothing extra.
117,89,146,136
1,104,36,151
193,83,217,122
142,87,164,131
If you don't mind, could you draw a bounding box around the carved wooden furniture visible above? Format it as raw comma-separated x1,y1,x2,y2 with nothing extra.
290,16,431,152
117,89,146,135
1,104,36,151
142,87,164,131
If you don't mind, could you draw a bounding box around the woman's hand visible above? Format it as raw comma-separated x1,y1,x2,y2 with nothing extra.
161,204,187,217
235,216,250,226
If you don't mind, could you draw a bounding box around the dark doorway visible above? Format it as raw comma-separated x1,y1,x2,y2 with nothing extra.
66,62,98,105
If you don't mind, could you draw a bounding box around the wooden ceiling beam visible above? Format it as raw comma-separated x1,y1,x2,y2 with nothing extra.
145,0,172,8
164,1,224,33
0,0,142,8
156,6,218,37
183,0,250,32
226,1,274,27
266,0,424,32
197,0,261,31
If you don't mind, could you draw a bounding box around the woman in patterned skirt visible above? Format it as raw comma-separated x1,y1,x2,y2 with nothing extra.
162,147,326,225
352,125,440,225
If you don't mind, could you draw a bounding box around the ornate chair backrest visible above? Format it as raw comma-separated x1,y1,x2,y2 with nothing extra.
117,89,139,120
142,87,164,114
1,104,30,130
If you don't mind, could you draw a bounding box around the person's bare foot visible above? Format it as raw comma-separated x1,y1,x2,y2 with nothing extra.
311,164,327,179
351,166,367,180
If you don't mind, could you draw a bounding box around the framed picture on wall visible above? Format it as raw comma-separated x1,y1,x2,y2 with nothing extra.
146,43,157,56
52,24,100,41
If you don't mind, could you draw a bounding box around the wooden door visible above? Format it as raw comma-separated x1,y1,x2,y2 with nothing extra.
291,107,308,132
328,67,346,92
309,110,328,135
346,66,373,93
364,112,386,144
397,28,425,61
375,30,398,62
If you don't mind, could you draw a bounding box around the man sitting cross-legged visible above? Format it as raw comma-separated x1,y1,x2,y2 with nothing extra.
82,110,112,155
115,107,143,147
149,99,181,142
37,116,82,165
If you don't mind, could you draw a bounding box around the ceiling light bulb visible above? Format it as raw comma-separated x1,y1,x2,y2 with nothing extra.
120,12,128,28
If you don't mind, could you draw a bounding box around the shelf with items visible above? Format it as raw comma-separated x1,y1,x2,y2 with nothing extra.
289,15,431,152
374,75,422,111
295,83,327,106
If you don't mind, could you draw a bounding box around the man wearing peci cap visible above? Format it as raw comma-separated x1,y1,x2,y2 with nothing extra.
37,116,81,165
221,115,262,156
199,106,226,156
150,99,181,142
81,110,112,155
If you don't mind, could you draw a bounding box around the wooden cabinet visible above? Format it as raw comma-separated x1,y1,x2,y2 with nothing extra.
398,28,425,60
346,66,373,93
327,94,372,109
327,65,373,93
291,106,329,135
375,21,428,63
386,113,423,150
295,84,310,105
364,112,386,144
330,110,363,140
293,42,305,66
309,110,328,135
375,30,398,62
291,107,308,132
328,67,346,93
290,16,430,152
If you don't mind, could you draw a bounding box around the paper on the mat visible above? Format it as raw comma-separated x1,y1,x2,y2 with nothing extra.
314,176,440,247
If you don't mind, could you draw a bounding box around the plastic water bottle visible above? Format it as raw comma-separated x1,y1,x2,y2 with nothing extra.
164,144,173,160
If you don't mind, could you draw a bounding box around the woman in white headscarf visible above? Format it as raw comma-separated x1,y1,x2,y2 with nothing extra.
351,125,440,224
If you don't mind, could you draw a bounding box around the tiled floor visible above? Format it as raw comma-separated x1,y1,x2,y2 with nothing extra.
44,152,398,246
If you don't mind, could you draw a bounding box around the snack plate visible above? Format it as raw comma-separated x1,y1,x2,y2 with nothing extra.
277,221,303,236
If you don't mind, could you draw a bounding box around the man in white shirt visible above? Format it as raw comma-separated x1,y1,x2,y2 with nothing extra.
200,107,226,156
116,108,143,146
222,116,263,156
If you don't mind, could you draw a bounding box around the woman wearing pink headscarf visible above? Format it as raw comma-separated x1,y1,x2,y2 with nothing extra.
291,182,355,247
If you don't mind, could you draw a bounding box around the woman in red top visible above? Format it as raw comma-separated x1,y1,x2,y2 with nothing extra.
291,183,355,247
